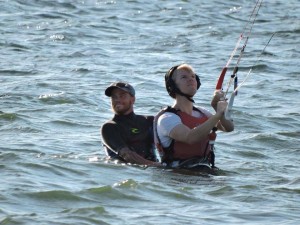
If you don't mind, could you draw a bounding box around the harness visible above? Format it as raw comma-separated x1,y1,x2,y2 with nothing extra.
154,106,217,168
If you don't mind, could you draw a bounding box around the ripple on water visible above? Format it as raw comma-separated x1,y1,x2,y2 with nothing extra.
85,183,144,201
1,0,299,224
38,92,76,105
0,112,17,121
25,190,86,201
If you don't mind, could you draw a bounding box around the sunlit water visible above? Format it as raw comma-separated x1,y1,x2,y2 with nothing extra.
1,0,299,224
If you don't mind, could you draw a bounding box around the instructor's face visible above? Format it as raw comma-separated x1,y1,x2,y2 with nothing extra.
110,89,135,115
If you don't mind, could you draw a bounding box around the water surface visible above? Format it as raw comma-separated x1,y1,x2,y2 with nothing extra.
1,0,299,224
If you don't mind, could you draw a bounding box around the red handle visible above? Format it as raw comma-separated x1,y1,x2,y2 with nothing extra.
215,67,227,90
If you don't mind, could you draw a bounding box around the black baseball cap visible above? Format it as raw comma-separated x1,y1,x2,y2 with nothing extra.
105,82,135,97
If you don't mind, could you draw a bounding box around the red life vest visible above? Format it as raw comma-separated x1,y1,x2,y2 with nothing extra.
154,107,216,166
173,110,210,160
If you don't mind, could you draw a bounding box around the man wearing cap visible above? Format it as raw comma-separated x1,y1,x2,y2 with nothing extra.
101,82,159,166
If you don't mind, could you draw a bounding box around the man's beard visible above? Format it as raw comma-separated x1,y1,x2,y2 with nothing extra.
113,104,132,115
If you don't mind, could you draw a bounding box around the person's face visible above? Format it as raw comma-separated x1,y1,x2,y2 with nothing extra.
173,69,198,97
110,88,135,115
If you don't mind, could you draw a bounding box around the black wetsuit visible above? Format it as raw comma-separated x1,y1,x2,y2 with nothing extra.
101,112,155,161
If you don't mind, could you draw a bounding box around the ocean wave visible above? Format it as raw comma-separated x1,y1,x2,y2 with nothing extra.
0,112,17,121
38,92,76,104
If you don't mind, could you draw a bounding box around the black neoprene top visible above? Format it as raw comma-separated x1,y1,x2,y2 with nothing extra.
101,112,155,161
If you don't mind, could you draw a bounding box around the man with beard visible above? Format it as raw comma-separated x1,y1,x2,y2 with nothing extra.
101,82,159,166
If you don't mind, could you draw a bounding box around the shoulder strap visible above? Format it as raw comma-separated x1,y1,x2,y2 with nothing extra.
192,106,207,117
153,107,168,151
153,106,178,164
166,106,179,114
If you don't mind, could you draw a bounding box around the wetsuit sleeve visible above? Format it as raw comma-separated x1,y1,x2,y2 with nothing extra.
101,121,127,154
146,115,154,140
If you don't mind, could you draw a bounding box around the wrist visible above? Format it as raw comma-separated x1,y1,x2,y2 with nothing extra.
118,148,128,157
211,99,218,105
214,112,223,120
211,102,217,108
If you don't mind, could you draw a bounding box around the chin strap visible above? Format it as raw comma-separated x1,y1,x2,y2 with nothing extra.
174,87,195,103
181,93,195,103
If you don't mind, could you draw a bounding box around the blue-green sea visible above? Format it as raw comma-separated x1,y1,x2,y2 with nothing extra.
1,0,299,224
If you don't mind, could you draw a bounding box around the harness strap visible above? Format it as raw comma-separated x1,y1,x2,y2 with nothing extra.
208,127,218,167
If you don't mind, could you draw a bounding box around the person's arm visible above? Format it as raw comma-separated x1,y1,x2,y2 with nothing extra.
101,122,161,167
118,148,161,167
101,121,127,155
217,116,234,132
169,101,228,145
211,90,234,132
